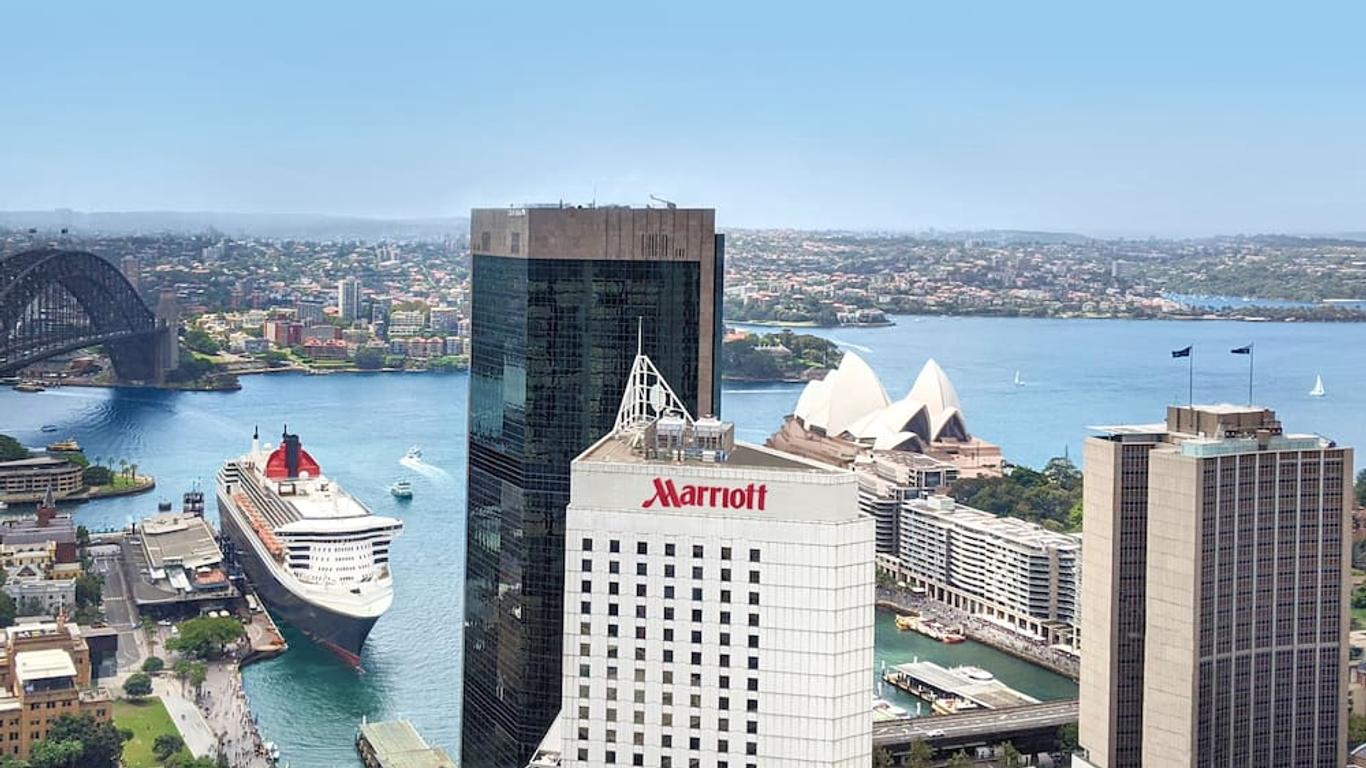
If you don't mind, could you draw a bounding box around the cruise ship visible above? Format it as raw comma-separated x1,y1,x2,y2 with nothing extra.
217,427,403,666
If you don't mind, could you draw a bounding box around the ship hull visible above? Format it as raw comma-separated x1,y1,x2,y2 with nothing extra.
218,493,378,666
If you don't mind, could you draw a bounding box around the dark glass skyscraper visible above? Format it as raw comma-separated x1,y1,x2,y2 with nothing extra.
461,206,723,768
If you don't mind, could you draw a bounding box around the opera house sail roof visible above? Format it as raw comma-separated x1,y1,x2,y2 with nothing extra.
773,352,1003,478
792,353,970,450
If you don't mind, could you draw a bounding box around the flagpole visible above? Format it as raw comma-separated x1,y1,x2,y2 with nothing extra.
1188,346,1194,406
1248,344,1254,405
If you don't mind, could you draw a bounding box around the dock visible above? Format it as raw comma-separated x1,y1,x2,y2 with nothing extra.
883,660,1038,714
355,719,454,768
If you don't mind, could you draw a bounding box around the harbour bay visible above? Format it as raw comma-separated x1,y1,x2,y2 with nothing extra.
0,315,1361,766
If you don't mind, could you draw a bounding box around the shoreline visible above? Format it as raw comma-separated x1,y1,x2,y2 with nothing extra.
875,593,1079,681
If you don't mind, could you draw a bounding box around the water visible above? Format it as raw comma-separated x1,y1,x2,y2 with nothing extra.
0,316,1362,765
0,373,466,767
872,609,1076,714
731,315,1362,468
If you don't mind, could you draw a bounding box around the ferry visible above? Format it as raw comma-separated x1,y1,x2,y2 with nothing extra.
39,424,58,432
403,446,422,462
46,439,82,453
217,427,403,666
14,382,45,393
389,480,413,500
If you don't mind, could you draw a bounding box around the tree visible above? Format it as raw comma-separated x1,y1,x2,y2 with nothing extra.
947,751,971,767
0,435,28,462
872,746,894,768
999,741,1023,768
28,739,83,768
153,733,186,762
183,328,221,355
122,672,153,699
141,655,165,673
0,593,15,628
907,738,934,767
1058,722,1079,754
75,525,91,550
173,659,207,696
74,573,103,609
1351,713,1366,748
353,346,385,370
83,464,114,486
165,616,244,659
42,714,127,768
18,596,47,617
1356,468,1366,507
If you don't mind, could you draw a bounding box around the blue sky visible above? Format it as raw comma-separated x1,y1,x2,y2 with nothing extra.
2,1,1363,235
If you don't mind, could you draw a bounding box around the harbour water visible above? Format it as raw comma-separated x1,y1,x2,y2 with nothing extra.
1,316,1363,765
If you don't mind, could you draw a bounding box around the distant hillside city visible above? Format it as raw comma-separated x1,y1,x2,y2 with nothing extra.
5,221,1366,390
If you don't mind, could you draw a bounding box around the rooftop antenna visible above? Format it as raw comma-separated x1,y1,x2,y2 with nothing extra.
649,194,677,210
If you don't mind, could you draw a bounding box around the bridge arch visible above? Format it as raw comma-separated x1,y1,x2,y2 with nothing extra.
0,249,171,381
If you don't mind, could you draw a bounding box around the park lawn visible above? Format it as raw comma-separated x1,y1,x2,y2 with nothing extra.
113,697,179,768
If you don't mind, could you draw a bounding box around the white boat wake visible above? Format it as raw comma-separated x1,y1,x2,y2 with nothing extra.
830,338,873,354
400,456,452,481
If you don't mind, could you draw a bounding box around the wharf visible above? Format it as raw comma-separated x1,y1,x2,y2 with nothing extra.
884,660,1038,714
356,719,455,768
242,595,286,664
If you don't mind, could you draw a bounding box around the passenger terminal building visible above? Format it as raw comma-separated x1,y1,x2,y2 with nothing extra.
531,355,874,768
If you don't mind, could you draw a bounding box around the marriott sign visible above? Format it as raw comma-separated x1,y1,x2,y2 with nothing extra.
642,477,769,511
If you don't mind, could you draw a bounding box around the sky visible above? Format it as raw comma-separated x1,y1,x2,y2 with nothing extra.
1,1,1363,236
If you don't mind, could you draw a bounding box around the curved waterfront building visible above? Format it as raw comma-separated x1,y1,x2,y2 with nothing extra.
216,428,402,666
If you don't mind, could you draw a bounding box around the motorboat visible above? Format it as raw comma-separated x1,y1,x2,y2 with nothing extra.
390,480,413,500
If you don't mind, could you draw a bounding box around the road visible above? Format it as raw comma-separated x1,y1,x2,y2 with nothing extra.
872,699,1078,747
93,542,146,672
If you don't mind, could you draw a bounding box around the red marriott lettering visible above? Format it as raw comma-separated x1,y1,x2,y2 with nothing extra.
642,478,768,511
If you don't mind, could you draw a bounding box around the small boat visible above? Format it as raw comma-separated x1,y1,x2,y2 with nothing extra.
404,446,422,462
1013,370,1024,387
14,382,45,393
390,480,413,499
1309,374,1325,398
46,439,81,453
894,614,918,631
39,424,58,433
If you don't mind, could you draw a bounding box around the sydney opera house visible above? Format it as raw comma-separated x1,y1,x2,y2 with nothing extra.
767,353,1003,478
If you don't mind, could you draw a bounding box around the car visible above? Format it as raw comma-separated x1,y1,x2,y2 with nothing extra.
157,619,172,627
924,728,945,737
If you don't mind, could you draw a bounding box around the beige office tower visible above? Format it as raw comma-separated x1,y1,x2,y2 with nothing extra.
1077,405,1350,768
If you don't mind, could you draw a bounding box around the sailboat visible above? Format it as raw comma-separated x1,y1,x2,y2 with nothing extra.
1309,374,1325,398
1013,370,1024,387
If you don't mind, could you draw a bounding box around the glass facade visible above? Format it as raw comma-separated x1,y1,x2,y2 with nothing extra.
462,252,717,768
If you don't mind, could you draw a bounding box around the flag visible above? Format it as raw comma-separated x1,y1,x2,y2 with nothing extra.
1230,345,1252,355
1171,346,1191,358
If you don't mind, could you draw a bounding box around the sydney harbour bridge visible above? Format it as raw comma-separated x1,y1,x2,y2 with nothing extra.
0,248,176,382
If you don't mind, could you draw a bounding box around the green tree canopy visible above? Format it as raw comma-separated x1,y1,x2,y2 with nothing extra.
1356,468,1366,507
0,435,28,462
183,328,221,355
82,465,114,486
141,655,165,673
42,714,127,768
28,739,83,768
0,593,15,628
165,616,244,659
122,672,152,699
153,733,186,762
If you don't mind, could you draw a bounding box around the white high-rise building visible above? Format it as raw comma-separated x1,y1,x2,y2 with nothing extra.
542,354,874,768
338,277,361,321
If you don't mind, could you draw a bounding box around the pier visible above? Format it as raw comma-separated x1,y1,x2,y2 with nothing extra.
883,660,1039,714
